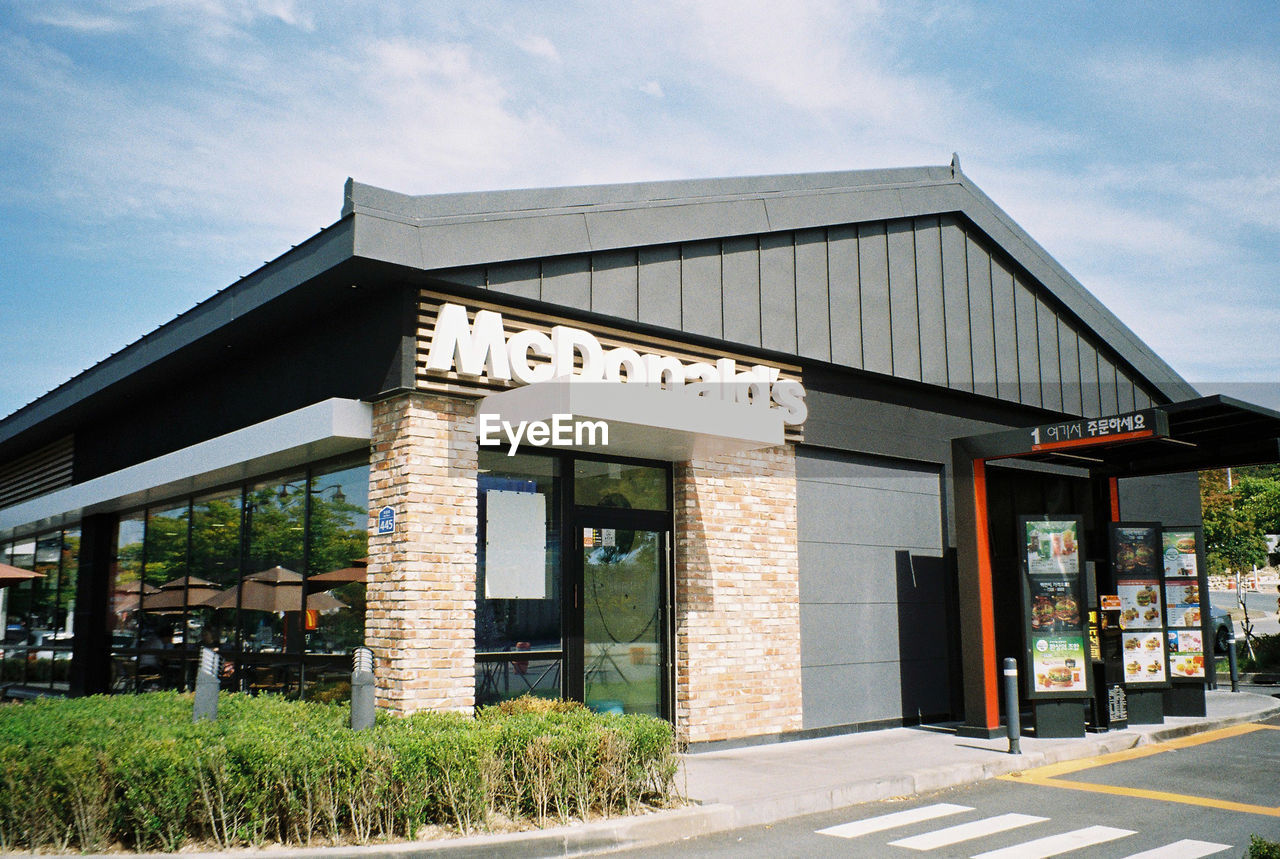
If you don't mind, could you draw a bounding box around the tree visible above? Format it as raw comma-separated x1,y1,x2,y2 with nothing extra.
1200,469,1270,575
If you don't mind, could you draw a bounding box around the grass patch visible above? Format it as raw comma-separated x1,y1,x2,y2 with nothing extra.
0,692,680,852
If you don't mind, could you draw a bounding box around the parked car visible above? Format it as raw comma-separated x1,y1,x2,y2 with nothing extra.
1209,606,1234,654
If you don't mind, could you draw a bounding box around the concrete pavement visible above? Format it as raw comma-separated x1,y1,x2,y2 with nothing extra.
73,688,1280,859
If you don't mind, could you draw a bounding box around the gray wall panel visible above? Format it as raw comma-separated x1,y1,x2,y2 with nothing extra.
801,661,905,726
590,249,638,319
1078,338,1102,418
1118,472,1202,524
1133,387,1152,410
541,256,591,310
680,241,723,338
760,232,798,353
637,245,682,330
721,237,762,347
1118,374,1136,412
991,258,1019,402
940,217,973,392
443,266,486,288
797,447,954,729
798,542,904,604
486,260,540,300
827,225,863,367
1098,355,1120,415
1014,278,1041,408
795,229,831,361
859,223,893,375
1057,320,1083,416
887,222,922,381
801,602,899,667
966,237,996,399
1036,298,1062,412
914,218,948,387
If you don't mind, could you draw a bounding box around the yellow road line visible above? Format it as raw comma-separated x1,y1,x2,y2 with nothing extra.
997,721,1280,817
1011,776,1280,817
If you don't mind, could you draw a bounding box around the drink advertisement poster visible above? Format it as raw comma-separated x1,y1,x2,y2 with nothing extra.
1020,516,1090,699
1111,523,1169,688
1024,520,1081,576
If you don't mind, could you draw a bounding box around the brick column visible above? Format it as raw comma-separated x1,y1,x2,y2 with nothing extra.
366,392,477,714
674,444,803,744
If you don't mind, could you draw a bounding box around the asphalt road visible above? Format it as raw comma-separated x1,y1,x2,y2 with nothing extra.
1211,588,1280,638
613,713,1280,858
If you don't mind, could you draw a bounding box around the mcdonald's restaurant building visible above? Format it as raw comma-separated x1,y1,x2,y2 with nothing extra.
3,164,1267,747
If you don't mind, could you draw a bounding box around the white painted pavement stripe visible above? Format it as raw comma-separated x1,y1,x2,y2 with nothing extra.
971,825,1137,859
1121,840,1233,859
889,813,1049,850
816,803,974,839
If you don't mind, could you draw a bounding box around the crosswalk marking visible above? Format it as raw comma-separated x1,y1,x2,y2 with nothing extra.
888,813,1048,850
971,825,1136,858
816,803,973,839
1121,840,1233,859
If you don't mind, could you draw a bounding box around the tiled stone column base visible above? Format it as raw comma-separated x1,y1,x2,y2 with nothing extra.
365,392,477,715
675,444,803,743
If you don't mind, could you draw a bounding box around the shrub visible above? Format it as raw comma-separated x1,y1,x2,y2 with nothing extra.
1248,835,1280,859
0,691,679,852
1240,632,1280,672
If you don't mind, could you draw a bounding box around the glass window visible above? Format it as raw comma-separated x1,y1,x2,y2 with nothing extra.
476,451,562,704
303,461,370,701
99,457,371,701
52,528,79,692
574,460,668,511
239,473,307,695
109,513,146,692
190,488,241,675
140,504,189,690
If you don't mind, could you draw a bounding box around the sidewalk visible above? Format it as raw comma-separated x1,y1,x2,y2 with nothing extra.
75,689,1280,859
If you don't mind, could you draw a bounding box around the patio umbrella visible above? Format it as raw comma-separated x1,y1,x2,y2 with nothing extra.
305,563,367,592
199,566,346,613
0,563,43,588
111,580,160,613
141,576,224,611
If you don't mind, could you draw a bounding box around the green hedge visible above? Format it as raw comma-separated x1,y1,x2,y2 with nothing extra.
1240,632,1280,672
0,692,679,852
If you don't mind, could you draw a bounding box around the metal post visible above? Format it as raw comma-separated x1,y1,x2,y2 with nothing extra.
1227,634,1239,693
193,647,221,722
351,646,375,731
1003,658,1021,755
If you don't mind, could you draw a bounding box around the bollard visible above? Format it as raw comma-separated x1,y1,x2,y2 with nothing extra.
351,646,375,731
193,647,221,722
1227,634,1239,693
1003,658,1021,755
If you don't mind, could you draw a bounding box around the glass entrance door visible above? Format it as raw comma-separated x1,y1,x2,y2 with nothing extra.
578,521,667,717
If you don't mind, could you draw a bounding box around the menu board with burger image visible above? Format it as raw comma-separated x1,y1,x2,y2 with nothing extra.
1021,516,1090,699
1162,528,1206,679
1112,523,1169,686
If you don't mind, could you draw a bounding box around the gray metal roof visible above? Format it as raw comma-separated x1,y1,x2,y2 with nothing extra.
0,163,1198,454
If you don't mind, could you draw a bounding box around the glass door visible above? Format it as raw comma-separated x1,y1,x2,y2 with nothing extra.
577,516,669,718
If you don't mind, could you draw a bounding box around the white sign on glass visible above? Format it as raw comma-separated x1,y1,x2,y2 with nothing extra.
485,490,548,600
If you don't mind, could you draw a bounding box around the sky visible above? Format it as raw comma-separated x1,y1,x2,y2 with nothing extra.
1,1,1278,419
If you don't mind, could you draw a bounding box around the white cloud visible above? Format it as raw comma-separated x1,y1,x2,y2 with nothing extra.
639,80,663,98
515,34,560,63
